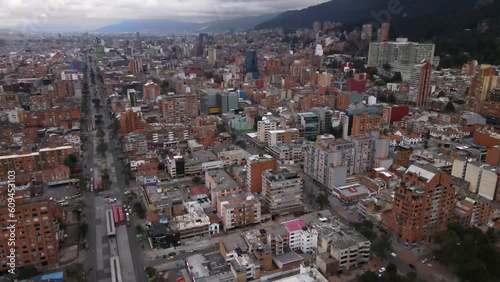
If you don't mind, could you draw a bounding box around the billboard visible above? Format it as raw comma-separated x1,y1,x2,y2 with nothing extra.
209,107,220,114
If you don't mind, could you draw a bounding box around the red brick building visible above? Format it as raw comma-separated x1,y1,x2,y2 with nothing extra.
383,164,455,246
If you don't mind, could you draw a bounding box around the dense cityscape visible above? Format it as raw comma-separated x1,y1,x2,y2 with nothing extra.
0,1,500,282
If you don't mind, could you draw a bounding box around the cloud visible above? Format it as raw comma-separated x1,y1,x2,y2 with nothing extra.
0,0,329,31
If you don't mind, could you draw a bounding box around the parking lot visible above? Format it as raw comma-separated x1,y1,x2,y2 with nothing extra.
44,184,83,205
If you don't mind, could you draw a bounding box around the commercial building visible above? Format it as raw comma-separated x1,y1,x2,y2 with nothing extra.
0,200,62,272
158,93,199,123
332,183,373,205
367,38,435,81
200,89,239,115
218,193,261,231
297,112,320,141
262,169,304,215
383,164,455,246
206,48,217,65
245,155,278,193
408,60,432,107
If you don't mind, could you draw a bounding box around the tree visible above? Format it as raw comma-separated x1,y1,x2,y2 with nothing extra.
136,224,144,235
445,101,455,113
133,201,146,219
315,193,331,210
372,233,393,259
192,176,202,184
97,142,108,156
387,93,397,104
79,223,88,239
144,266,157,278
17,266,39,280
358,271,379,282
366,67,378,76
158,163,165,171
383,63,392,71
437,91,446,98
97,128,105,138
64,154,78,170
353,220,377,241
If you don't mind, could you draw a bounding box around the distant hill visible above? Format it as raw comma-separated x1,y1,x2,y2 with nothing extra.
256,0,478,32
256,0,500,67
96,13,280,34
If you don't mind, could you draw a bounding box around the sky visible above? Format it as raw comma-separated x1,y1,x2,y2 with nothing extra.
0,0,330,31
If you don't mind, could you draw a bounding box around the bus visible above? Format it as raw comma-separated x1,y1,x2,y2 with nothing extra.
93,180,102,192
106,209,116,237
110,256,123,282
116,205,125,225
112,206,120,226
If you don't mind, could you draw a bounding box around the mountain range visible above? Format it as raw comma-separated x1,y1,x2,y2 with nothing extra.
95,13,279,34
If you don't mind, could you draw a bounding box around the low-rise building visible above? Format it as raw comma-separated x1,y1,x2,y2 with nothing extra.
218,193,261,231
171,201,210,239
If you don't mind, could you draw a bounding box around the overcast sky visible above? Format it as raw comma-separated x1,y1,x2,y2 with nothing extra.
0,0,329,31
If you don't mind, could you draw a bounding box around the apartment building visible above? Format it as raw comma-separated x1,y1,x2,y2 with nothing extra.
282,219,318,253
118,109,146,135
261,169,304,215
0,200,62,271
351,135,376,174
143,81,161,102
245,155,278,193
305,139,354,189
351,112,382,136
169,201,209,240
455,195,491,228
267,143,307,163
158,93,199,123
383,164,455,246
257,118,278,143
267,128,300,147
218,193,261,231
408,60,432,107
453,159,500,201
206,169,241,208
318,221,371,272
367,38,435,81
0,146,76,182
217,147,250,167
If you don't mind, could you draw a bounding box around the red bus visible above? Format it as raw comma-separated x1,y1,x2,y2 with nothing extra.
113,205,125,225
93,180,102,192
112,206,120,226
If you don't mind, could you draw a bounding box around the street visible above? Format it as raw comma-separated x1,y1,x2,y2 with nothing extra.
81,53,147,282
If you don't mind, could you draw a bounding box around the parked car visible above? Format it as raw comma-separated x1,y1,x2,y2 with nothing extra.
108,198,117,203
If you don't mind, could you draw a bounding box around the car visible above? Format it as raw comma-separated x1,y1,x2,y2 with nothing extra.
179,250,186,253
108,198,117,203
391,253,397,258
409,264,416,270
421,259,428,264
124,191,131,195
427,263,433,267
378,267,386,273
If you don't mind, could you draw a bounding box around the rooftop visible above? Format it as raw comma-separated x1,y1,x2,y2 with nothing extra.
205,169,239,191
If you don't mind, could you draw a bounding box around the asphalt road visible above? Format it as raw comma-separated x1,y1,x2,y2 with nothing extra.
92,59,147,282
